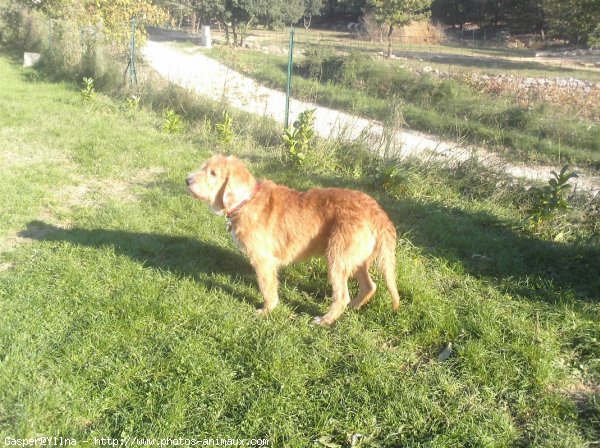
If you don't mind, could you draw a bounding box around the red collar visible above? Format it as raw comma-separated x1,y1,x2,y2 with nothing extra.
226,182,262,218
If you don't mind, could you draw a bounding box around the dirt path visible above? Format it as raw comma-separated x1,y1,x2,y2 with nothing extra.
141,39,600,195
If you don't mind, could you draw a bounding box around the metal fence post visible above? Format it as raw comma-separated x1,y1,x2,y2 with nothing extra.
284,27,295,130
129,17,138,84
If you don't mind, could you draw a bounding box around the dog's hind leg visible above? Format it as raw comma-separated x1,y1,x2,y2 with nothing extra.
350,263,377,310
314,261,351,326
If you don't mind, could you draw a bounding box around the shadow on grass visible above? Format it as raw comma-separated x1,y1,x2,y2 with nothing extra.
295,40,595,78
390,199,600,303
18,220,262,304
18,220,332,316
270,165,600,304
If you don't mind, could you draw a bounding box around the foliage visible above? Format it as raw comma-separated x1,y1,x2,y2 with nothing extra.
369,0,432,57
544,0,600,45
8,0,167,52
282,109,316,165
162,108,185,134
527,165,579,231
589,24,600,49
80,77,95,101
431,0,544,31
215,110,234,143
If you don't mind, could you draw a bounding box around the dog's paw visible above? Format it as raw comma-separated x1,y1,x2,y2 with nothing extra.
256,308,270,316
313,316,332,326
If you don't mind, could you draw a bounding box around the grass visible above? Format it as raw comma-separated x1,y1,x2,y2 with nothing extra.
202,45,600,168
1,49,600,446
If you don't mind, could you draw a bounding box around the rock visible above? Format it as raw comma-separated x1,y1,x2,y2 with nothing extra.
23,52,41,67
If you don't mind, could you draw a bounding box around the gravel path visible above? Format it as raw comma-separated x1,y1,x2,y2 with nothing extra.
142,39,599,195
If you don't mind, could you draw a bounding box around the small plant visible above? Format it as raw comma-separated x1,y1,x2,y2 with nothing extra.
215,110,234,144
80,77,95,101
527,165,578,231
283,109,316,166
125,95,140,112
162,108,185,134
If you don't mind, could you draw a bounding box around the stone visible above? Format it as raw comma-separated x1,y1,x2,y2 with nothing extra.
23,52,41,67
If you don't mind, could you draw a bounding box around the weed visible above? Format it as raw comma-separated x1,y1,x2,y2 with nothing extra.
527,165,579,231
161,108,185,134
80,77,95,101
215,110,234,144
125,95,140,113
282,109,316,166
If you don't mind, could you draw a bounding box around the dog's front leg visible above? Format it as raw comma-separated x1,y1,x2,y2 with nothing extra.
252,258,279,315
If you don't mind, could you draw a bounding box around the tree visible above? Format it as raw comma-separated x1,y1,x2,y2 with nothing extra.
255,0,304,29
16,0,167,49
590,24,600,48
544,0,600,46
303,0,325,28
191,0,313,46
370,0,432,57
85,0,168,48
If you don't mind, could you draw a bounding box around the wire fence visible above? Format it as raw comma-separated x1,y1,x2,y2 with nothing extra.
178,25,600,126
207,25,600,77
3,9,599,167
163,24,600,167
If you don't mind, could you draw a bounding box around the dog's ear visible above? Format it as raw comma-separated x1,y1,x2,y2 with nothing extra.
222,157,256,211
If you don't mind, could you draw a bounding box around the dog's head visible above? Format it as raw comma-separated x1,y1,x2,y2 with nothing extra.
186,155,257,214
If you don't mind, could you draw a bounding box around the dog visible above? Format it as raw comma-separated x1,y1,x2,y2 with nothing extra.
186,155,400,325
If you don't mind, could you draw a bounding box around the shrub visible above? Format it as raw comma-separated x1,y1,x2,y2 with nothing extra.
283,109,316,166
527,165,578,231
215,110,234,144
162,108,185,134
80,77,95,101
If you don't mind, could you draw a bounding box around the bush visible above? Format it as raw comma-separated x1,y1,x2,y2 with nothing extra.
1,7,125,91
299,47,341,81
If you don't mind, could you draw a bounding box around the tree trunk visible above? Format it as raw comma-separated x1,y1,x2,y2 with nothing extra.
387,25,394,57
232,24,238,47
304,15,312,30
223,22,231,46
191,11,197,34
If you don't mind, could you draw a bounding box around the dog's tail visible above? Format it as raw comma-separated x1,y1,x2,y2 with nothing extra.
376,220,401,310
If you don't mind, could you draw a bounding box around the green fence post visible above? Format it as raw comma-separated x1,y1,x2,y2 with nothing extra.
284,27,295,130
129,17,138,84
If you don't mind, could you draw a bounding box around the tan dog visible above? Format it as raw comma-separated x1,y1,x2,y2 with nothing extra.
186,155,400,325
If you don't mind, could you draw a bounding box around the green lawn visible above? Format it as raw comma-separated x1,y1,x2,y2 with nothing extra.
1,51,599,446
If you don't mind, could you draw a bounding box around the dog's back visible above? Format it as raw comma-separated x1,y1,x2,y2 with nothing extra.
232,181,392,263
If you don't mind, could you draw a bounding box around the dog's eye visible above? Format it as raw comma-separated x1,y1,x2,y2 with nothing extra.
209,170,216,176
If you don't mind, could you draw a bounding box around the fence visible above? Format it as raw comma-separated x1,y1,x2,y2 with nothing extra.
186,25,598,122
188,24,600,167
